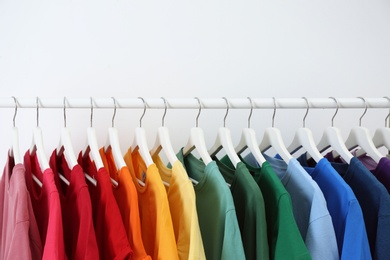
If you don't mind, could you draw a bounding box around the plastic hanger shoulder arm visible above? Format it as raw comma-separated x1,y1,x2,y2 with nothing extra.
236,128,266,165
86,127,104,169
260,127,293,163
11,127,22,164
209,127,241,167
346,127,383,163
107,127,126,169
57,128,78,169
30,127,50,171
132,127,154,167
151,127,178,165
184,127,212,165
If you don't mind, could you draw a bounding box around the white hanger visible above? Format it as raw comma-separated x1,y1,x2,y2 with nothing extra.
235,97,266,165
151,97,178,166
10,96,22,165
131,97,154,168
371,97,390,151
54,97,78,186
317,97,353,164
104,97,126,170
287,97,323,163
83,97,116,186
259,97,293,163
208,97,241,168
29,97,50,172
183,97,212,165
343,97,382,163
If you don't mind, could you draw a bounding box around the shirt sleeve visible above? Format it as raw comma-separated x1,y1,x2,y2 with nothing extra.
220,209,246,260
341,199,371,260
305,214,338,259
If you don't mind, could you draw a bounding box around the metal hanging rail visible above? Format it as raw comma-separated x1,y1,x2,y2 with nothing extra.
0,97,389,110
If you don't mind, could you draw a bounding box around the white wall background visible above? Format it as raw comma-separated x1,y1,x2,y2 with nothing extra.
0,0,390,169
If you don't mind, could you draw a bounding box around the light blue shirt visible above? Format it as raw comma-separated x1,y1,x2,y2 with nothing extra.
247,153,339,260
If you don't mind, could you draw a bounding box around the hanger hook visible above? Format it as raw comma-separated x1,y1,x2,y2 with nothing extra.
195,97,202,127
90,97,94,128
329,97,339,127
12,96,18,128
272,97,277,127
138,97,146,127
63,97,67,128
111,97,117,128
161,97,167,127
383,96,390,128
302,97,309,128
222,97,229,127
247,97,253,128
357,97,367,127
36,96,40,127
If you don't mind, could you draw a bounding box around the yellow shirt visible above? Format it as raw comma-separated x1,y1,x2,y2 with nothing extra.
124,148,178,260
153,155,206,260
99,148,151,260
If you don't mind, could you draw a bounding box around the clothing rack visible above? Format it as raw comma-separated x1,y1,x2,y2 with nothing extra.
0,97,389,110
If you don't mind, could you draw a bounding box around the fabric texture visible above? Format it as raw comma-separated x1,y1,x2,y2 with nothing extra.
24,151,67,260
176,148,247,260
297,153,372,260
0,154,42,260
99,148,151,260
327,155,390,260
260,154,338,260
78,152,132,260
124,149,178,260
243,154,311,260
216,157,269,260
49,151,99,260
153,154,206,260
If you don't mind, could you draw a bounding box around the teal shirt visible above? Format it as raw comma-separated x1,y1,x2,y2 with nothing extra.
215,157,269,260
223,156,311,260
176,149,246,260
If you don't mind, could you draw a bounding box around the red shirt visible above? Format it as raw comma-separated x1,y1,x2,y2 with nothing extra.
78,152,132,260
24,151,67,260
49,151,99,259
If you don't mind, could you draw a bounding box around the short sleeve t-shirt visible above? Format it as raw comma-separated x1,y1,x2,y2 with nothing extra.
24,151,67,260
153,154,206,260
77,152,132,260
297,153,371,260
216,157,269,260
99,148,151,260
242,155,311,260
123,149,178,260
176,149,246,260
0,154,42,260
260,154,338,260
328,156,390,260
49,151,99,260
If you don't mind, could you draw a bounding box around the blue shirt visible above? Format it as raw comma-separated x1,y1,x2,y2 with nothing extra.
297,153,371,260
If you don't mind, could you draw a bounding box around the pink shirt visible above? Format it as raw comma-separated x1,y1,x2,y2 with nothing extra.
0,154,42,260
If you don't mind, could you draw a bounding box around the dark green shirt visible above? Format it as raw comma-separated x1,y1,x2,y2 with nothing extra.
223,156,311,260
215,157,269,260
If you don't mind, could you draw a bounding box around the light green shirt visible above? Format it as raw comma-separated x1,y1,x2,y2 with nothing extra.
176,149,246,260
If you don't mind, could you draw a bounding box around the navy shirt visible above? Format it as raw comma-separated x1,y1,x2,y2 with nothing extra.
327,156,390,260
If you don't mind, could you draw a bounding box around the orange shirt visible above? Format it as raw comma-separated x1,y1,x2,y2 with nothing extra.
153,155,206,260
124,148,179,260
99,148,151,260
